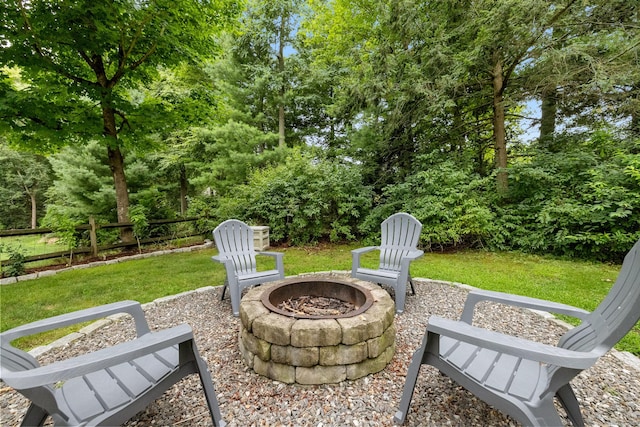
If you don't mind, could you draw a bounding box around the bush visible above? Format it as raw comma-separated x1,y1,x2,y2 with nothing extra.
186,196,219,236
215,149,373,245
498,132,640,261
0,243,26,277
363,160,496,250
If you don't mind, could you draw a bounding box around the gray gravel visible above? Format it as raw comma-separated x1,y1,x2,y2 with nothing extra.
2,273,639,426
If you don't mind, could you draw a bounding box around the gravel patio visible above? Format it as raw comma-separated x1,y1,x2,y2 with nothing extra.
2,272,639,426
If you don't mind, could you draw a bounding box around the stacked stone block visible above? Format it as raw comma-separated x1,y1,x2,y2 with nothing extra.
239,276,396,385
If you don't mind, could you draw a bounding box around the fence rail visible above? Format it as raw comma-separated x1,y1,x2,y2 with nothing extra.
0,217,207,267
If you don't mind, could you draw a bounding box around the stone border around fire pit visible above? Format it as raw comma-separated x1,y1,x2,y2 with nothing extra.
239,274,396,385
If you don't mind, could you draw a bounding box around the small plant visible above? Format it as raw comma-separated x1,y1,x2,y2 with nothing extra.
0,243,27,277
130,205,149,254
41,209,81,265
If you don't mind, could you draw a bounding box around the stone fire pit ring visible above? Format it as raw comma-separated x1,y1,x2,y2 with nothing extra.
239,274,396,385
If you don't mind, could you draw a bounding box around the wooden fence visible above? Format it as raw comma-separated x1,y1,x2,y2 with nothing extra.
0,217,207,267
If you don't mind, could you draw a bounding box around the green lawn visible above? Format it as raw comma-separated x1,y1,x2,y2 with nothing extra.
0,234,67,261
1,243,637,355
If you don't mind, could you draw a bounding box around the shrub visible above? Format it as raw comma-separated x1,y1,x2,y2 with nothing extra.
216,149,373,245
361,160,497,250
499,132,640,261
0,243,26,277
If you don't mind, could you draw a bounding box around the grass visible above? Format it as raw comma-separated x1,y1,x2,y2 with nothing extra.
1,243,637,356
0,234,67,260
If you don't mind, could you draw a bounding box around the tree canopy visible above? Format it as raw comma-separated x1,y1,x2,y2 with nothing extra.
1,0,241,239
1,0,639,262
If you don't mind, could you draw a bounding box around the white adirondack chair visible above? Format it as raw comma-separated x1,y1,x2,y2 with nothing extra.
351,212,424,314
394,238,640,426
212,219,285,316
0,301,226,426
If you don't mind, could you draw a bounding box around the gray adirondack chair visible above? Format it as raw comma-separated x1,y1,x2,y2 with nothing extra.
212,219,285,316
0,300,226,427
394,239,640,427
351,212,424,314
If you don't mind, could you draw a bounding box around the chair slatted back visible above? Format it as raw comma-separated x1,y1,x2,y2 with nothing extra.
379,213,422,271
213,219,258,275
558,239,640,355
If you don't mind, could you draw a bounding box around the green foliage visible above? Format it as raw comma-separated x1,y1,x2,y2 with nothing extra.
43,142,116,224
186,197,218,235
1,0,242,146
0,142,52,229
189,121,284,196
1,0,243,233
1,0,639,266
362,160,497,250
0,243,26,277
43,141,178,226
497,131,640,261
216,149,373,244
41,210,82,256
129,205,150,240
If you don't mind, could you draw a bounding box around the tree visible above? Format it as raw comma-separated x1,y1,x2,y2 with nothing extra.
300,0,423,190
140,63,224,216
0,141,52,229
0,0,239,240
43,140,177,226
234,0,302,147
526,1,640,142
436,0,579,193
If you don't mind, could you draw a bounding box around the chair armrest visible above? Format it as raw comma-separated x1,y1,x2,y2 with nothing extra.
211,255,228,264
1,301,150,343
402,249,424,261
257,251,284,274
427,316,599,369
351,246,379,256
256,251,283,260
351,246,379,274
211,254,235,270
460,289,590,324
2,324,195,389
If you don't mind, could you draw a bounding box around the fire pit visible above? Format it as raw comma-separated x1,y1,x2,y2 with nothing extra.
239,274,396,385
262,278,374,318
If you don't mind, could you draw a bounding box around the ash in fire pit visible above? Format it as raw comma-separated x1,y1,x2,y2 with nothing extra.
261,277,373,319
278,295,356,317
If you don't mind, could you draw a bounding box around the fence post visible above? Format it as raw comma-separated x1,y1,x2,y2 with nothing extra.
89,216,98,256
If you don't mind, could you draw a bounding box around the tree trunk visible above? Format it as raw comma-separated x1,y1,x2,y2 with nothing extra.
539,87,558,149
102,93,133,242
30,191,37,229
107,145,133,242
179,164,188,216
492,54,508,194
279,104,285,147
277,14,286,147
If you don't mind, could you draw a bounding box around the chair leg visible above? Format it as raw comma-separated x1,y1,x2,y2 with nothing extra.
220,280,228,301
231,283,242,317
394,333,430,424
21,403,49,426
194,351,227,427
556,384,585,427
408,276,416,295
